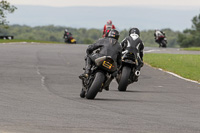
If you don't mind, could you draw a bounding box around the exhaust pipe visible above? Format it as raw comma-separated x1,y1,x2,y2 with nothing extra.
135,70,140,76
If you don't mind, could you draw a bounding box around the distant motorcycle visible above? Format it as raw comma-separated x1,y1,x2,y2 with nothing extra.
79,55,117,99
116,50,140,91
155,34,167,48
64,36,76,44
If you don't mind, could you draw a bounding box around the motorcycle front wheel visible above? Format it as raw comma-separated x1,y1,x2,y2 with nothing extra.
80,89,85,98
86,72,105,99
161,40,167,48
118,66,131,91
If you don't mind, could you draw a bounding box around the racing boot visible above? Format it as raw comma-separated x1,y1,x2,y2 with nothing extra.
79,57,92,79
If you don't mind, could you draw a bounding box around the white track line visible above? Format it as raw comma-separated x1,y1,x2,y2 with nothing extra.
144,49,160,53
145,63,200,85
159,68,200,85
36,66,46,87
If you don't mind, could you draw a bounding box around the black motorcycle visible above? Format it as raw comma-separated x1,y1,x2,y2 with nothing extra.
116,50,140,91
80,56,117,99
156,35,167,48
64,36,76,44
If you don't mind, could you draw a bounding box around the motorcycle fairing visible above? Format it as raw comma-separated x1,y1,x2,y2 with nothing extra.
94,56,117,73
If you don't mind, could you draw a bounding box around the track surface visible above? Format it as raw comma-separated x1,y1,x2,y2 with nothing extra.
0,43,200,133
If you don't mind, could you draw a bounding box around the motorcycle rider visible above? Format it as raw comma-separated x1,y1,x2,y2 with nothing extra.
102,20,116,38
79,29,122,90
63,29,72,41
120,27,144,82
154,29,166,43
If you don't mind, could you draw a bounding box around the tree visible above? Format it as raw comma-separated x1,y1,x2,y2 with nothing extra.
1,24,180,45
178,13,200,47
0,0,17,26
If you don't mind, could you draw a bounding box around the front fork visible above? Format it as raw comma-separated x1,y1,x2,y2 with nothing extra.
81,74,94,92
101,74,113,91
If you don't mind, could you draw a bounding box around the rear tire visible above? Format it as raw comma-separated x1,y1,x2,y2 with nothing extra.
118,66,131,91
86,72,105,99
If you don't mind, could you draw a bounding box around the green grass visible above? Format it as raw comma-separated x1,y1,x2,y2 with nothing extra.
144,53,200,82
0,39,62,44
181,47,200,51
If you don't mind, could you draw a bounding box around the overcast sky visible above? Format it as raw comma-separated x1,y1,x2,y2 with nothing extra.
8,0,200,31
10,0,200,7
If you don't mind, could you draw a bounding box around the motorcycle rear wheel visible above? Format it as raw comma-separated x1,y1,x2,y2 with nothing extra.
118,66,131,91
86,72,105,99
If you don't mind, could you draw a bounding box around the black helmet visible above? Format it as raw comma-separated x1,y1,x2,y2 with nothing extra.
107,29,120,40
129,28,140,36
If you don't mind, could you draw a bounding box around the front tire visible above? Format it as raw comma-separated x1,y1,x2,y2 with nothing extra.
118,66,131,91
86,72,105,99
80,89,85,98
161,40,167,48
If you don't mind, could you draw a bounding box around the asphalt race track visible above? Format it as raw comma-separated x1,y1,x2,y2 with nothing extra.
0,43,200,133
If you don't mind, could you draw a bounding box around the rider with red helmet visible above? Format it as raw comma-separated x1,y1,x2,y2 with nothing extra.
103,20,116,38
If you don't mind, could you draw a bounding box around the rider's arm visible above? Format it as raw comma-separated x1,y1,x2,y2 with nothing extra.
117,44,122,68
120,38,128,51
154,32,156,37
86,40,103,55
161,31,165,36
140,51,143,61
103,25,106,34
117,51,122,68
139,41,144,61
112,25,116,29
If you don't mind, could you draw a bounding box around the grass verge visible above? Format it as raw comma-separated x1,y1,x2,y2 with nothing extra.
144,53,200,82
181,47,200,51
0,39,62,44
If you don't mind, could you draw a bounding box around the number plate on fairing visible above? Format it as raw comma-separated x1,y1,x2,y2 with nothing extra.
102,61,112,69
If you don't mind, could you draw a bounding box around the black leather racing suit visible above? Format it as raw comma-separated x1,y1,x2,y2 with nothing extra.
84,37,122,74
121,34,144,70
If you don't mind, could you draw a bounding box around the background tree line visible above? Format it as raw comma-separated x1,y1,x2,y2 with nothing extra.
177,13,200,47
0,24,180,47
1,1,200,48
